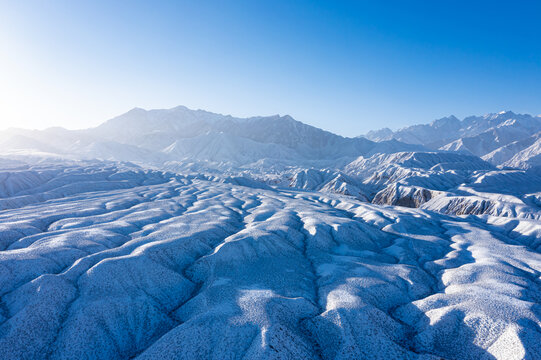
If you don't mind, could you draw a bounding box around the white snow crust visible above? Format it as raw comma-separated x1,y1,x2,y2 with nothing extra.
0,162,539,359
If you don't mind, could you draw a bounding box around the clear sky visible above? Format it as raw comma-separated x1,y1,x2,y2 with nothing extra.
1,0,540,136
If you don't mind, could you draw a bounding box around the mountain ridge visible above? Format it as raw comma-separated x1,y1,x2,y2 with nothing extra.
0,105,422,166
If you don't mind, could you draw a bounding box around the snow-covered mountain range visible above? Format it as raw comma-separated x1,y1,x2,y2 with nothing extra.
0,107,540,359
0,106,420,167
1,106,541,219
363,111,541,169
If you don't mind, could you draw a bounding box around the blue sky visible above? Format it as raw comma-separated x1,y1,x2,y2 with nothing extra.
1,0,540,135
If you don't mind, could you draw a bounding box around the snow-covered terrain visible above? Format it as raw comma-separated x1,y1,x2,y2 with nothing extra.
0,161,540,359
1,106,540,359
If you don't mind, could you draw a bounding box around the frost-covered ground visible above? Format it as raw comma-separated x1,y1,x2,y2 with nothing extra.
0,163,540,359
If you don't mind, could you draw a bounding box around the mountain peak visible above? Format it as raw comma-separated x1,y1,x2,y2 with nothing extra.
430,115,460,129
171,105,190,111
128,107,146,113
498,110,515,115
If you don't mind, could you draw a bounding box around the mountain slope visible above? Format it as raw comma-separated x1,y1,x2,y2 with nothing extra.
501,135,541,169
482,131,541,166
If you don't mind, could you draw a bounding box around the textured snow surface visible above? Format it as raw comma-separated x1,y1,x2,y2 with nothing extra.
0,164,540,359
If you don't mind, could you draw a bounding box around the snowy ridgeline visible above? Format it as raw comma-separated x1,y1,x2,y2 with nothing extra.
0,162,540,359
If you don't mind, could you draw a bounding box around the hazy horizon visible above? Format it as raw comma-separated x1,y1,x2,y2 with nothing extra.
1,104,540,137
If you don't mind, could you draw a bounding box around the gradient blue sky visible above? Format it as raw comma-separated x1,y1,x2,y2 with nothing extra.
1,0,540,135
